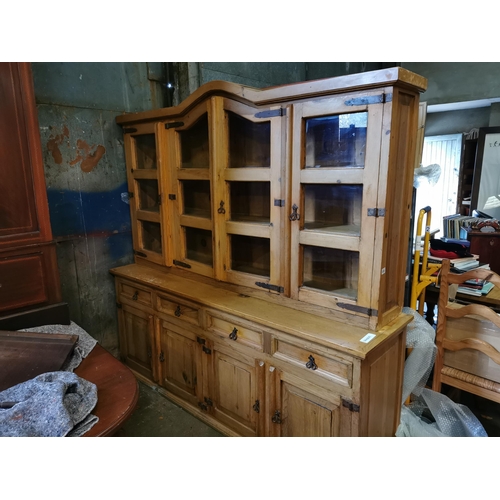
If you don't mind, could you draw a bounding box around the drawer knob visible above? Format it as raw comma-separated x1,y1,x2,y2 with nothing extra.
175,305,181,317
229,327,238,341
132,291,139,301
306,355,317,370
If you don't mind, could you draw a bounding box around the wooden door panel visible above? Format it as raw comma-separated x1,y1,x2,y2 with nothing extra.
211,346,263,436
160,323,200,405
119,305,154,381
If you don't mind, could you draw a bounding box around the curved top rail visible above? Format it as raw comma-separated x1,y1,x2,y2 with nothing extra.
116,67,428,126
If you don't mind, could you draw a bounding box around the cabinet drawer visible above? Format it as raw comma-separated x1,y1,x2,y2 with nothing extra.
156,293,200,326
206,313,263,352
118,280,152,308
273,338,353,388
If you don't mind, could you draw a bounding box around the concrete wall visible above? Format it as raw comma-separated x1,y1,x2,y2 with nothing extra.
32,62,167,353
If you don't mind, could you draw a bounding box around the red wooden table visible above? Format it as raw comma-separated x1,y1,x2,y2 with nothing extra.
75,344,139,437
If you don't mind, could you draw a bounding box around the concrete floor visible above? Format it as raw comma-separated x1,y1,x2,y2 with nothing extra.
115,381,224,437
113,380,500,438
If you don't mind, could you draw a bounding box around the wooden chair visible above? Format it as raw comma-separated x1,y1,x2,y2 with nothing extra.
433,259,500,404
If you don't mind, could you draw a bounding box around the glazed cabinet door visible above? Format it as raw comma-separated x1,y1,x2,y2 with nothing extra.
205,340,265,437
268,367,357,437
290,91,386,321
117,303,157,381
211,97,287,292
162,101,215,278
123,123,166,265
158,319,203,408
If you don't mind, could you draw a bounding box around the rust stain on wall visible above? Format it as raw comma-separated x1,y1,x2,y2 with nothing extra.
70,139,106,173
47,125,70,165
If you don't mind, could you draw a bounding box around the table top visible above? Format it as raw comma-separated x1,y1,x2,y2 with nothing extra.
74,344,139,437
425,282,500,309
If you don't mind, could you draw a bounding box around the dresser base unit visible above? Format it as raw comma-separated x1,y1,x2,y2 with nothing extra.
111,263,410,437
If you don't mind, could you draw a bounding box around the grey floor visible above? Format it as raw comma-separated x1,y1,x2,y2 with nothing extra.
114,381,224,437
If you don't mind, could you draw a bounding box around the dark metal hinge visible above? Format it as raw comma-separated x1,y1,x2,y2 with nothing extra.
173,260,192,269
202,346,212,355
337,302,378,317
122,127,138,134
196,336,206,345
134,250,147,258
367,208,386,217
164,121,184,129
274,199,285,207
342,398,360,413
255,282,284,293
344,93,392,106
255,108,286,119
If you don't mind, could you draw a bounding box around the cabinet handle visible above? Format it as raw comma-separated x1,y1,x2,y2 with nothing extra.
175,305,181,317
132,291,139,301
306,355,317,370
272,410,282,424
198,402,208,411
289,204,300,221
159,351,165,362
229,327,238,341
218,201,226,214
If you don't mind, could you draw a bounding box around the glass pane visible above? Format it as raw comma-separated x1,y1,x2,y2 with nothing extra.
228,112,270,168
304,112,367,168
303,184,362,235
179,114,209,168
185,227,213,266
137,179,159,212
181,180,211,218
141,221,162,254
134,134,157,170
231,235,270,277
230,182,270,223
302,245,358,299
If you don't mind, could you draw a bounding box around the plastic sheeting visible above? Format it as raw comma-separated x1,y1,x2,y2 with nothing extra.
396,307,487,437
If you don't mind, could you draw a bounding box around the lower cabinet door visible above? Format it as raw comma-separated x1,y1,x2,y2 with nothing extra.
208,342,265,437
118,303,156,381
270,369,343,437
158,319,202,407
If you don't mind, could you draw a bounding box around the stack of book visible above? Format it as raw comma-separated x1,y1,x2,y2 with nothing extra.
457,276,495,297
427,254,484,272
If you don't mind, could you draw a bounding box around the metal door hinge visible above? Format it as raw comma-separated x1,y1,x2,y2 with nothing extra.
202,346,212,355
342,398,360,413
255,108,286,119
274,199,285,207
367,208,385,217
255,282,284,293
337,302,377,317
173,260,191,269
164,121,184,129
344,93,392,106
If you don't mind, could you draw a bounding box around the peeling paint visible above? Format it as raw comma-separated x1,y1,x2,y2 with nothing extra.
70,139,106,172
46,125,70,164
